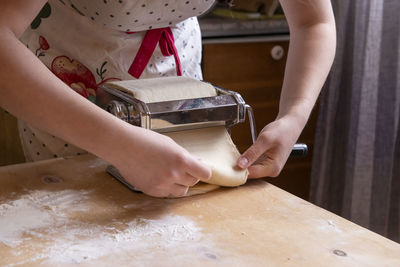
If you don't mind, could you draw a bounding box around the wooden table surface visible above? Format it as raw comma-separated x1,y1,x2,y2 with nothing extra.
0,155,399,267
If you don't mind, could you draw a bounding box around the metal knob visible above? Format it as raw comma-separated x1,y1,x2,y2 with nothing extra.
270,45,285,61
290,143,308,157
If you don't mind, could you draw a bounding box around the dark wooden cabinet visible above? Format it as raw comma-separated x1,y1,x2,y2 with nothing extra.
202,36,318,200
0,109,25,166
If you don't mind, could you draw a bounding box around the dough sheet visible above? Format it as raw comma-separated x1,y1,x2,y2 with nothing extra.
164,126,248,187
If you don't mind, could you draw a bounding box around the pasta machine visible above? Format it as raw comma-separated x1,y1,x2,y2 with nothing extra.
96,79,308,157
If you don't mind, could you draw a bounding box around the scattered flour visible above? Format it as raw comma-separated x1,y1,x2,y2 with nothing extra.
0,197,53,247
315,219,342,233
0,190,205,266
87,157,106,169
0,190,89,247
44,215,202,264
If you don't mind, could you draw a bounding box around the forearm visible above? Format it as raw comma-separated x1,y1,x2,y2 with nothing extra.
0,28,133,163
277,22,336,127
276,0,336,132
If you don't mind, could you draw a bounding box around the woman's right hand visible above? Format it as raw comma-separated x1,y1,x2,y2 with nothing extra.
110,127,212,198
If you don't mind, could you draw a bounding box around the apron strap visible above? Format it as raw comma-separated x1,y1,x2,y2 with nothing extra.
127,27,182,78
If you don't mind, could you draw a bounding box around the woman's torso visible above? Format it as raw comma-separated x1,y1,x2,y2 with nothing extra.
18,0,215,161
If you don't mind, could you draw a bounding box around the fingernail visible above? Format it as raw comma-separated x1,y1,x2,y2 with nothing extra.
238,157,248,168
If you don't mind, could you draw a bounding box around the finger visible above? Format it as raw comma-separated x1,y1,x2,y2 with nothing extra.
185,157,212,182
175,174,200,187
247,157,282,178
237,136,273,169
168,184,189,198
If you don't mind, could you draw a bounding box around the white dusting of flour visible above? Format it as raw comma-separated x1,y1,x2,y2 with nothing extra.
0,190,89,248
0,197,53,247
44,216,202,264
0,190,205,266
315,219,343,233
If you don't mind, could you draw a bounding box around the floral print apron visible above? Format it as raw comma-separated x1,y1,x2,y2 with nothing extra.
18,0,215,161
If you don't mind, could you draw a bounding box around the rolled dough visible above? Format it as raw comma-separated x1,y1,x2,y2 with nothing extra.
107,76,216,103
105,77,248,196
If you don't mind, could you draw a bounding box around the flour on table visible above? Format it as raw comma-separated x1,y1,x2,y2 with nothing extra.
0,190,89,247
314,219,343,233
43,215,202,264
0,197,53,247
0,189,207,266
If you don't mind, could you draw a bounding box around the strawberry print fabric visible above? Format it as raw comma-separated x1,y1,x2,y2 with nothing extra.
18,0,214,161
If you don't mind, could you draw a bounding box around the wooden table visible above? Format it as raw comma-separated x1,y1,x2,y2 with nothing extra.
1,155,399,266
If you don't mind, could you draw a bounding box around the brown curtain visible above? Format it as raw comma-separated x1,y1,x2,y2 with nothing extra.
310,0,400,242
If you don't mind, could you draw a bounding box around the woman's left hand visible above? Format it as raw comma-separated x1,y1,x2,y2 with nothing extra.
234,0,336,178
236,115,303,178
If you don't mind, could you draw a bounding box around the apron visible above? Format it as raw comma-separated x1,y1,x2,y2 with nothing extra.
18,0,215,161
